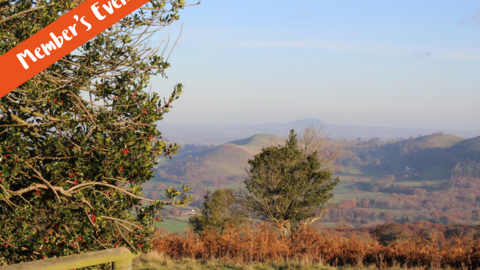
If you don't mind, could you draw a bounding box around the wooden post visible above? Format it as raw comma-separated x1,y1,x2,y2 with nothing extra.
112,258,132,270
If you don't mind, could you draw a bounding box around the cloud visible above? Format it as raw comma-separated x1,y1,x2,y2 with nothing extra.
409,51,432,60
459,10,480,25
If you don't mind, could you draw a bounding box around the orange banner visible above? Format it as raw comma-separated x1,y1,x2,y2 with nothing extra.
0,0,151,98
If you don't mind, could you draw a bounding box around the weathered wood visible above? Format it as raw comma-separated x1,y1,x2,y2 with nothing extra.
112,258,133,270
0,247,137,270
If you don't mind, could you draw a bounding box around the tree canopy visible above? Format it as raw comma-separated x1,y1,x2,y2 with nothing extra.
238,130,339,237
0,0,198,266
189,188,247,234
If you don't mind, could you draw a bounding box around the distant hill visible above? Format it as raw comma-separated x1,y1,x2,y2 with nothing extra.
415,134,466,148
157,119,480,145
446,136,480,179
228,133,285,153
447,136,480,162
338,133,476,181
154,134,285,187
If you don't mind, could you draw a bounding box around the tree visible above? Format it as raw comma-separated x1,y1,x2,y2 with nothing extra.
0,0,198,265
238,130,339,237
361,199,370,208
189,189,247,234
382,212,394,222
296,123,344,172
374,222,411,244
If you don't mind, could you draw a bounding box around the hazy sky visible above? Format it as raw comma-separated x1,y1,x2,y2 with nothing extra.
149,0,480,130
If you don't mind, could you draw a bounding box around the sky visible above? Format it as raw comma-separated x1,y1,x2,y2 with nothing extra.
149,0,480,131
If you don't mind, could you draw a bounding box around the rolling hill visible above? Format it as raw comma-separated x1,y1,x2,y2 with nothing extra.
157,119,480,145
198,133,285,178
153,134,285,186
336,133,476,182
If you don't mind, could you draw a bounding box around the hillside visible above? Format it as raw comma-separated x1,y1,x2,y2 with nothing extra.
447,136,480,162
146,132,480,228
151,134,285,189
420,134,466,148
228,133,285,153
447,136,480,179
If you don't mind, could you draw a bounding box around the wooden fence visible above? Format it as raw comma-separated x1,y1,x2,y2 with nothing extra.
0,247,137,270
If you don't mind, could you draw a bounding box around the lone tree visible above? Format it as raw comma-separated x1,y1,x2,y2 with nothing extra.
0,0,198,266
189,188,247,234
238,130,339,237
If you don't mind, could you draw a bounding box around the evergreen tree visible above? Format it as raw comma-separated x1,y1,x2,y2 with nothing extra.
189,188,247,234
239,130,339,237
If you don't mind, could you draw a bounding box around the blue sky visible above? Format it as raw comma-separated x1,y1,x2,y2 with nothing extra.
149,0,480,130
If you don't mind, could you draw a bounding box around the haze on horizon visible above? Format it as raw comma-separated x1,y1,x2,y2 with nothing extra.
149,0,480,131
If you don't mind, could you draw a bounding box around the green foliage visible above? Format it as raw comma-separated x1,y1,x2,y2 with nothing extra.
0,0,198,266
240,130,339,237
449,136,480,178
374,222,411,244
189,188,247,234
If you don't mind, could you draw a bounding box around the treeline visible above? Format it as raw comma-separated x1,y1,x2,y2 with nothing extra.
323,181,480,225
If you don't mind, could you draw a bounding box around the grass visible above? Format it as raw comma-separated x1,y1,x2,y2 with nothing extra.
228,133,285,153
331,182,353,194
338,167,366,176
332,192,389,202
418,165,451,181
133,251,430,270
156,219,189,233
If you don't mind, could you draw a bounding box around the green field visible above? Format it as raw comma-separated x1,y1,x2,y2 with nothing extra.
156,219,189,233
333,192,390,202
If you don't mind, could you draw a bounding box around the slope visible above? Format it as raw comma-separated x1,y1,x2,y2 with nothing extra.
201,134,285,177
154,134,285,187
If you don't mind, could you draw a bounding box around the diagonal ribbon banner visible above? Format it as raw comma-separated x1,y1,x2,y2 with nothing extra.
0,0,151,98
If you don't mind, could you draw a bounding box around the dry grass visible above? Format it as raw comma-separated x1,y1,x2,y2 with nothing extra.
133,250,435,270
150,224,480,270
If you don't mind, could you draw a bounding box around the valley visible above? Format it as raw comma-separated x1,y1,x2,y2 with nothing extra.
147,120,480,232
